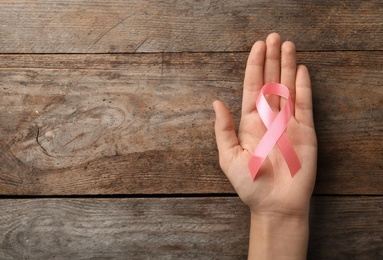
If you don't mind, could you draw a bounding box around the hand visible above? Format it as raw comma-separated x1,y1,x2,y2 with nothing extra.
213,33,317,218
214,32,317,259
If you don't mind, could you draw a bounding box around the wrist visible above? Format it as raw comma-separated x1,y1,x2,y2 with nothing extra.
248,210,309,260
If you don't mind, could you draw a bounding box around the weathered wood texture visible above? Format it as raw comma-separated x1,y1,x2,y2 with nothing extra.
0,0,382,53
0,197,381,259
1,52,382,195
1,0,382,258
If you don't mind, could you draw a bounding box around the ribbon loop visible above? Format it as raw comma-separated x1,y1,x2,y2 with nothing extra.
248,82,301,179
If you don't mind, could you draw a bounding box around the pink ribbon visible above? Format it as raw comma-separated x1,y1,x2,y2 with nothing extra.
248,82,301,179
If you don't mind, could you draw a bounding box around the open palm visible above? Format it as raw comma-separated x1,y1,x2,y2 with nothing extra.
213,33,317,217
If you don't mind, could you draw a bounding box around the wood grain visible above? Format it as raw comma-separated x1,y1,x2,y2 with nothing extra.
0,196,381,259
1,52,382,195
1,1,381,259
0,0,382,53
308,196,383,259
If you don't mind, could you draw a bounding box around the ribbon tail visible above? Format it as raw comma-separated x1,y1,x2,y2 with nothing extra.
250,134,301,179
277,134,301,176
248,155,265,179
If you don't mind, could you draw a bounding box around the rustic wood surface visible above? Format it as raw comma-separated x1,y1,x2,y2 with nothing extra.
0,52,382,195
0,0,382,53
0,0,382,258
0,197,382,259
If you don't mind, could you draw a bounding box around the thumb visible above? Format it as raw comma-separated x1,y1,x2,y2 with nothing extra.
213,100,239,157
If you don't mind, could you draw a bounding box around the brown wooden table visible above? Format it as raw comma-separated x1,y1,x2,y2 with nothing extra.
0,1,382,259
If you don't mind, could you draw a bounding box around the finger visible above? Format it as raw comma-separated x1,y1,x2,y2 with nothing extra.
213,100,239,154
242,41,266,116
264,33,281,111
295,65,314,127
280,41,297,108
264,33,281,83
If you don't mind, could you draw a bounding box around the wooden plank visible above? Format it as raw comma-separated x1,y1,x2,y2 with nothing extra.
308,196,383,259
0,197,249,259
304,52,383,195
0,0,382,53
0,52,382,195
0,196,381,259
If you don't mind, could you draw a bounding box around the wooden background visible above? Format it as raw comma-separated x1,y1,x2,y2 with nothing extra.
0,0,382,259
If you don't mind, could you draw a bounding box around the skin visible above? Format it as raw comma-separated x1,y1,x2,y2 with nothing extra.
213,33,317,259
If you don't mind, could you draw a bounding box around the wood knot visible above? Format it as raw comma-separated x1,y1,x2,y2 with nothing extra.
12,105,126,169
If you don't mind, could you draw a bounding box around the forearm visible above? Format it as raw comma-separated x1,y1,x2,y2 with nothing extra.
248,210,309,260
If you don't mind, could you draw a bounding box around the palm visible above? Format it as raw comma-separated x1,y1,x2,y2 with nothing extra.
214,33,317,216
